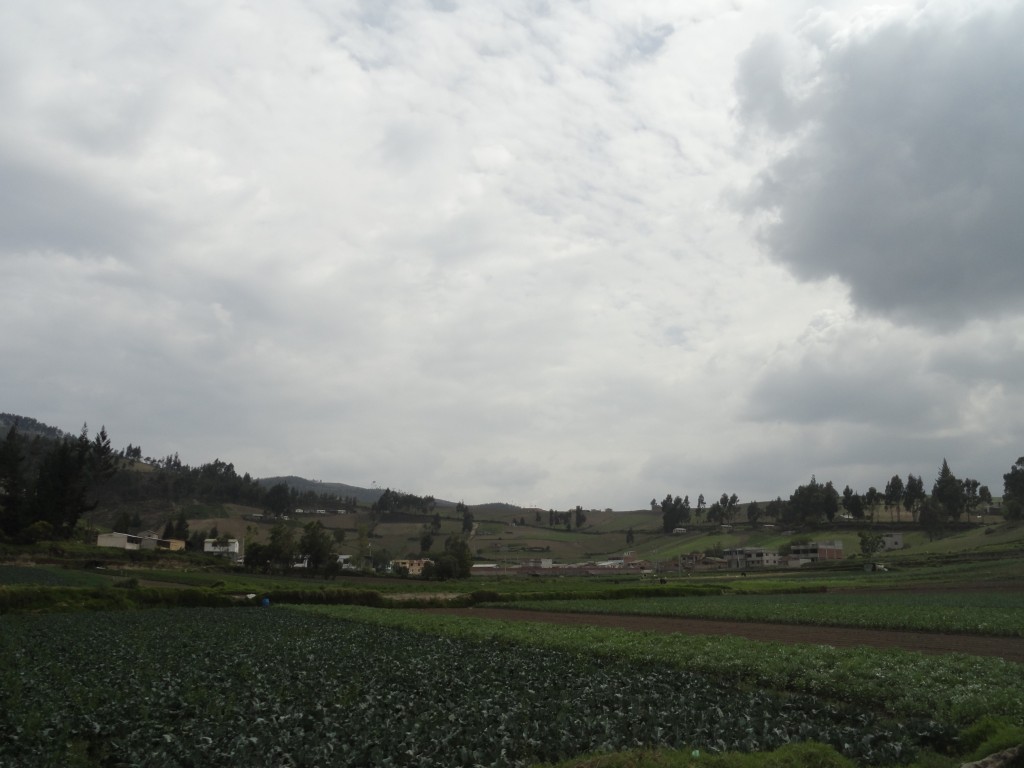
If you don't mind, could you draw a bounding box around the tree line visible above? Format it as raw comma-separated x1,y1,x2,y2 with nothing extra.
654,492,740,533
0,418,368,545
653,455,1023,536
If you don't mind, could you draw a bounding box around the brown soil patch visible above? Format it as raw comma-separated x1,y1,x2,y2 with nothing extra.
430,607,1024,663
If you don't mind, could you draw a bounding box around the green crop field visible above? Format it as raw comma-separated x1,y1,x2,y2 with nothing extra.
0,606,978,767
496,590,1024,636
0,565,110,588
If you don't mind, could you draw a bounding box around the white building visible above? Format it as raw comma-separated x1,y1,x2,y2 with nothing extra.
203,538,240,556
881,533,903,550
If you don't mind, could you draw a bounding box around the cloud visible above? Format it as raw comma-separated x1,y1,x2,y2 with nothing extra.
737,3,1024,329
0,149,161,260
4,1,1021,513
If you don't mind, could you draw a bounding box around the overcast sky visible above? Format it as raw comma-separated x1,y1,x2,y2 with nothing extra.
3,0,1022,510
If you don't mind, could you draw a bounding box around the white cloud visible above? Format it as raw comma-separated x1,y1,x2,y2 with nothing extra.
2,0,1020,510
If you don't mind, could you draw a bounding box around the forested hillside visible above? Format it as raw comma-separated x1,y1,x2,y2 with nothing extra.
0,414,394,544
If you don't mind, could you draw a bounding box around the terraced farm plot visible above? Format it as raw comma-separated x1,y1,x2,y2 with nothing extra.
0,607,953,767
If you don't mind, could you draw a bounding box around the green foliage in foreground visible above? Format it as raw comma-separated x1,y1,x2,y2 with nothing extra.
498,590,1024,637
0,608,953,767
297,605,1024,728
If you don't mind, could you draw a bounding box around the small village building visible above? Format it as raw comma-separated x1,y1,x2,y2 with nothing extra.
140,536,186,551
881,532,903,550
391,558,432,577
678,552,728,571
789,540,844,563
97,532,142,550
203,538,240,557
723,547,782,570
97,532,185,551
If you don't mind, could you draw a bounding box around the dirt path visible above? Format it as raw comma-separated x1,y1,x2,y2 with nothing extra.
430,607,1024,663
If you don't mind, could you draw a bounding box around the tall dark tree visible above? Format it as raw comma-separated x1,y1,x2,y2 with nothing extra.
746,500,762,527
264,482,291,517
1003,457,1024,520
300,521,334,573
823,481,839,523
842,485,854,512
706,501,723,524
90,426,118,485
919,498,944,541
931,459,964,522
847,492,864,522
723,493,739,523
884,475,904,522
419,529,434,553
267,522,297,569
0,426,29,538
678,495,691,524
961,478,982,519
661,493,681,533
903,474,926,522
864,486,880,522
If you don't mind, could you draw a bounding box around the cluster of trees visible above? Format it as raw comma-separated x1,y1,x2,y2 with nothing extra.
422,535,473,580
746,459,1000,533
655,493,739,533
97,455,266,509
543,506,587,530
261,482,359,517
0,424,117,543
244,521,348,575
260,483,360,520
650,456,1022,535
371,488,436,516
834,460,991,534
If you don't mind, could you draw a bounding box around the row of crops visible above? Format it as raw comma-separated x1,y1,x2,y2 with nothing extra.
0,607,958,767
496,590,1024,636
301,604,1024,728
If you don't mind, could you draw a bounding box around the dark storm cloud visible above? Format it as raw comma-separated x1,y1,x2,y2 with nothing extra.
737,4,1024,329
